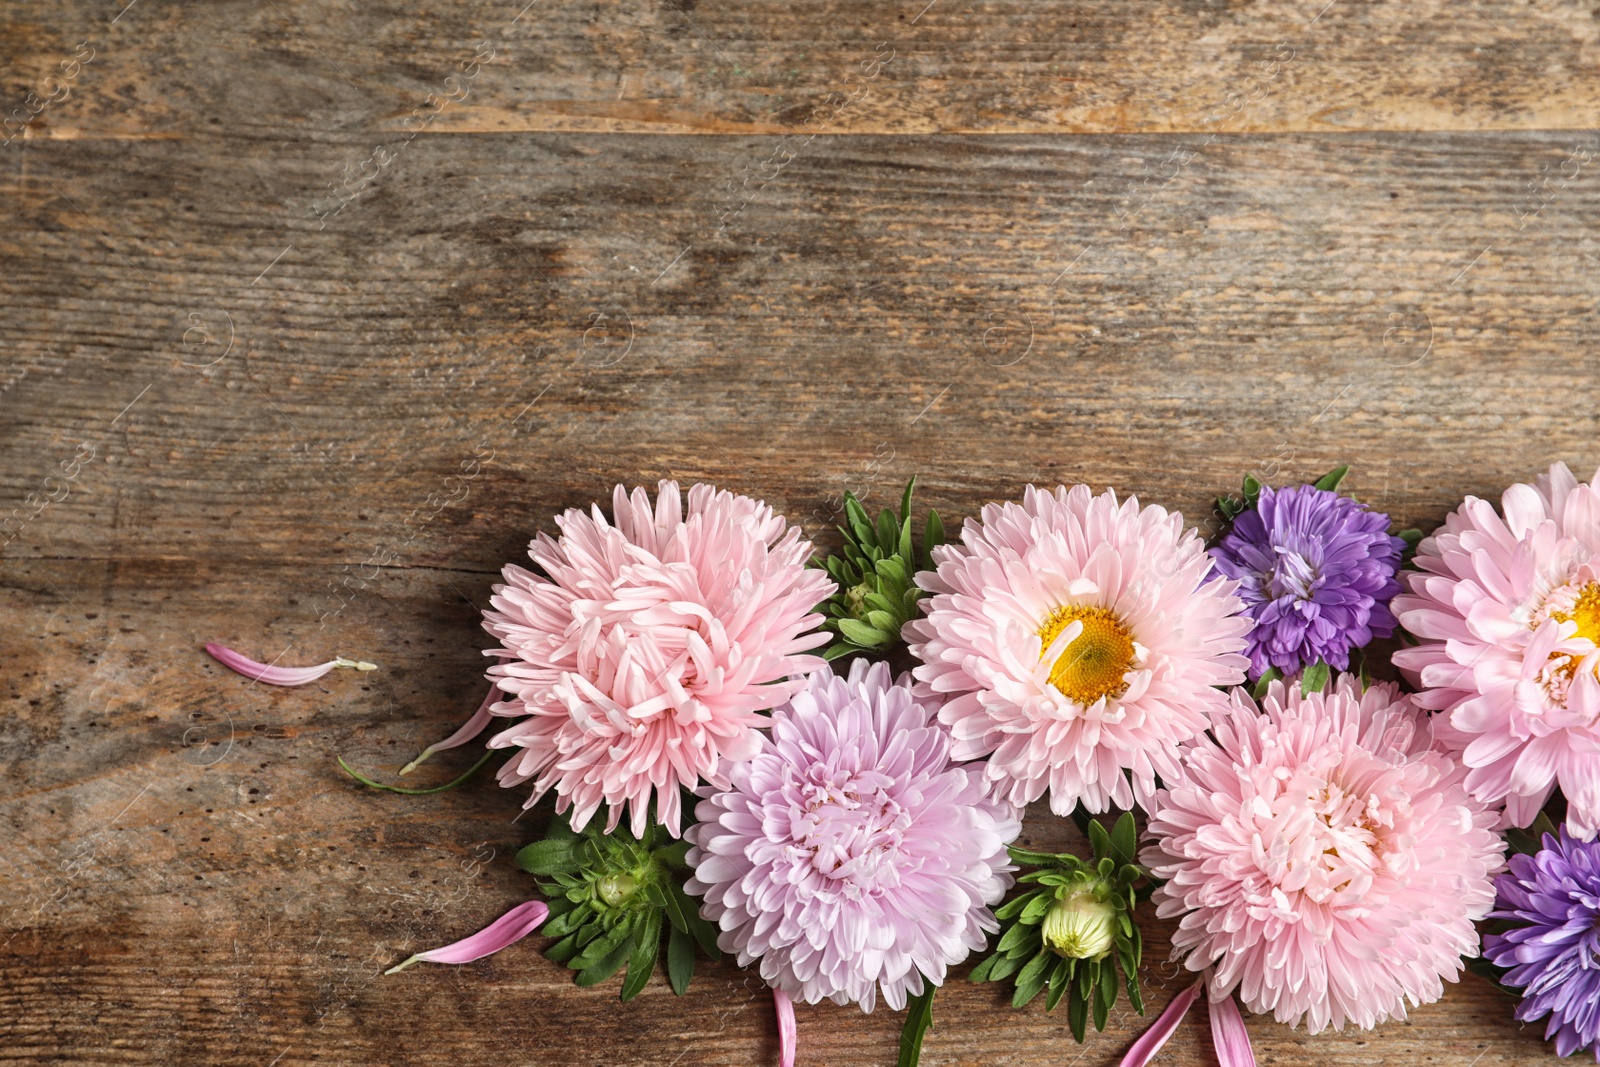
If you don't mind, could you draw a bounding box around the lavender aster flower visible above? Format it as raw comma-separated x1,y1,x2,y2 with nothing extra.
1484,830,1600,1060
684,659,1020,1012
1210,483,1404,678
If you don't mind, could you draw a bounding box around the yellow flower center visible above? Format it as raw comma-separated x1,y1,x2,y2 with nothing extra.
1553,582,1600,646
1037,605,1135,705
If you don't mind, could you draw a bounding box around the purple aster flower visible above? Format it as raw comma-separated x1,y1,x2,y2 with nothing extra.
684,659,1020,1012
1210,483,1404,678
1484,830,1600,1060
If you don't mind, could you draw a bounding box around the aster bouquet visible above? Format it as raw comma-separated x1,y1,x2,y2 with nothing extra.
198,463,1600,1067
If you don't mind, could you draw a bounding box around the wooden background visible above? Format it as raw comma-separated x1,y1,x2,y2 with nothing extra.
3,0,1597,1063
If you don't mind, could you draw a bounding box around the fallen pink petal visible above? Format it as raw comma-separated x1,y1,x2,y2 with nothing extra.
1208,994,1256,1067
205,642,376,686
1119,981,1201,1067
384,900,549,974
400,684,499,775
774,987,796,1067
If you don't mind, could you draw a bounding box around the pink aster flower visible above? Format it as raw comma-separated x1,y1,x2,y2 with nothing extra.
1143,677,1504,1033
482,481,833,838
684,660,1020,1012
904,484,1250,814
1392,462,1600,838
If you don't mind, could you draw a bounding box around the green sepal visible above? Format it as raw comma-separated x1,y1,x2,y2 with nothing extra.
1252,666,1282,700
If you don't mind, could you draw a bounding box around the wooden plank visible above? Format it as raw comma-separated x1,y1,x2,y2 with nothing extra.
2,0,1600,139
2,132,1598,570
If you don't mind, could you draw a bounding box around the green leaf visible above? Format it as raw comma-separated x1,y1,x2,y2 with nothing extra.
968,954,1000,984
922,510,945,568
652,838,691,869
1252,666,1282,701
516,838,584,876
823,642,858,661
1012,950,1051,1008
540,907,586,940
1312,465,1349,493
844,494,871,532
1109,812,1139,868
1216,495,1242,521
572,917,635,970
996,921,1032,955
874,556,908,585
620,909,661,1001
574,935,634,987
1507,811,1560,857
863,609,900,632
683,911,722,961
838,618,893,647
1097,954,1117,1028
1067,978,1089,1042
666,923,695,996
1242,474,1263,509
897,515,914,564
1020,893,1054,924
1300,661,1331,696
1044,959,1072,1012
876,509,901,554
987,951,1025,982
897,978,936,1067
899,477,917,524
544,932,583,964
1087,818,1112,861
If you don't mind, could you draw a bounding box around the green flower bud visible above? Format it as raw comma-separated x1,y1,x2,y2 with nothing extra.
1041,888,1116,960
597,872,640,908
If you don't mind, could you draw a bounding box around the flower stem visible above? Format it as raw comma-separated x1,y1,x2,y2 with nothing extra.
337,749,495,795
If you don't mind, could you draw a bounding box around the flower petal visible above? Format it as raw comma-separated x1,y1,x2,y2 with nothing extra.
401,685,501,775
1208,994,1257,1067
205,642,376,686
384,900,549,973
774,987,797,1067
1119,981,1200,1067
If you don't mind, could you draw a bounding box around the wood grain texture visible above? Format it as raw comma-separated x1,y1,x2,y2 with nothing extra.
4,1,1599,1064
4,0,1600,138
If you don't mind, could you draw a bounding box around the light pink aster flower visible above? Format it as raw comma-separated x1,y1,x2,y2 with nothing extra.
904,484,1250,814
684,660,1020,1013
1392,462,1600,838
483,481,833,838
1143,678,1504,1034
